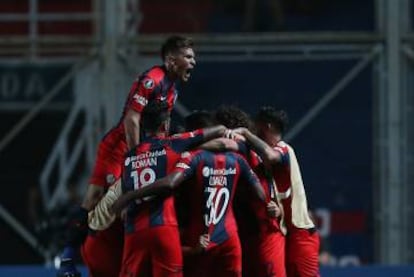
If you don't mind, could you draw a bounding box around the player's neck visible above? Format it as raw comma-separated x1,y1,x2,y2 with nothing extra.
145,131,167,139
164,63,178,81
268,134,282,147
155,131,167,138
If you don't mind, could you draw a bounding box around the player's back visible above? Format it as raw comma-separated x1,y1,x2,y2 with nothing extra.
122,130,204,232
238,144,281,234
181,150,254,248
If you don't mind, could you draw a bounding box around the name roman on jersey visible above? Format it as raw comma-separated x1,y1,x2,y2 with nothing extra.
131,158,157,169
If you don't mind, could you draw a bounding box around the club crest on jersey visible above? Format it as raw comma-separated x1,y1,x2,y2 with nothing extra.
143,78,154,89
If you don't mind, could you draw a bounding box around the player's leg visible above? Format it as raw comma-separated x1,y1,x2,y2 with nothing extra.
210,235,242,277
118,230,151,277
81,142,125,277
286,229,320,277
183,252,208,277
240,236,256,277
88,141,122,189
151,226,183,277
255,231,286,277
81,220,124,277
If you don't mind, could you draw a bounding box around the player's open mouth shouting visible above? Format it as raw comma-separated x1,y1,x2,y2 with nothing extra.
173,47,196,82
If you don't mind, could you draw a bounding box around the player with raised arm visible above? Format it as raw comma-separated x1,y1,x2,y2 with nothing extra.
118,101,229,277
233,107,320,277
57,35,196,277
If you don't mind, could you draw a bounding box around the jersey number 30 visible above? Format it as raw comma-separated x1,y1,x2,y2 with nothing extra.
204,187,230,226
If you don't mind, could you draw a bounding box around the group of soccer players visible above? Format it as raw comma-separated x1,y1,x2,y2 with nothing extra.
57,35,320,277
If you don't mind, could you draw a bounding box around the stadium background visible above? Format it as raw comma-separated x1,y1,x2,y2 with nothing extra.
0,0,413,276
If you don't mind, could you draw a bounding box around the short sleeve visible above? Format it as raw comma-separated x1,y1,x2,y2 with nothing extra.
170,129,205,152
273,145,289,165
174,151,201,179
127,76,157,113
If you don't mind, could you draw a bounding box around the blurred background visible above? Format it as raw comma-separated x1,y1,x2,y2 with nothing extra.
0,0,413,276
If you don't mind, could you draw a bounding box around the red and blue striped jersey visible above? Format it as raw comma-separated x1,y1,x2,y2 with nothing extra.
99,66,178,165
122,130,203,233
174,150,260,248
237,142,281,233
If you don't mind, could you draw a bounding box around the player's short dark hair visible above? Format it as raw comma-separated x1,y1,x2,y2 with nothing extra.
255,106,289,134
142,101,170,132
161,35,194,61
184,110,215,131
214,105,254,131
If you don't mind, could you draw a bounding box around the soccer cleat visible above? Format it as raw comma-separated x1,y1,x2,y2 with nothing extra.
56,246,81,277
56,258,81,277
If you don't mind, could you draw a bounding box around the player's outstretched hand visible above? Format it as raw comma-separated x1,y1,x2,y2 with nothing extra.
267,200,281,218
56,247,81,277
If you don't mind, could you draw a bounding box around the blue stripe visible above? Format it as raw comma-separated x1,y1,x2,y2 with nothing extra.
149,146,168,227
125,207,137,233
160,71,173,99
201,151,214,234
281,150,290,165
170,132,204,153
211,152,235,244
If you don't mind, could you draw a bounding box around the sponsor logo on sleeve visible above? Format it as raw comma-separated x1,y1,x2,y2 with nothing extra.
133,94,148,106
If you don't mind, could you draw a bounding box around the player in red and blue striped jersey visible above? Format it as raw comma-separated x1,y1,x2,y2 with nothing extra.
119,101,229,277
215,106,286,277
112,149,271,277
175,150,268,277
234,107,320,277
58,36,196,277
